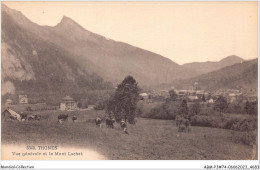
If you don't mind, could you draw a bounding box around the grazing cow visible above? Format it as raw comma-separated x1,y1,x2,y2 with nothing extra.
28,115,34,121
178,124,186,132
183,119,190,128
120,120,128,134
176,115,183,127
35,115,41,121
20,113,28,121
106,118,115,128
128,118,137,124
58,119,63,124
28,114,41,121
95,117,102,128
72,115,77,123
10,114,18,120
176,115,191,133
58,114,68,122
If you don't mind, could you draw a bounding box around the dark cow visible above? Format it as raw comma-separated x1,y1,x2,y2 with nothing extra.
10,114,18,120
35,115,41,121
128,118,137,124
28,114,41,121
178,124,186,132
72,115,77,123
106,118,115,128
58,114,68,124
120,120,128,134
20,113,28,121
95,117,102,128
176,116,191,133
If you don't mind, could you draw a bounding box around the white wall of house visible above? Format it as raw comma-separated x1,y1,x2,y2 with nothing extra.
60,103,66,111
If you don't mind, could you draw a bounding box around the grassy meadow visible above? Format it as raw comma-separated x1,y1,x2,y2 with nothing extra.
1,109,256,160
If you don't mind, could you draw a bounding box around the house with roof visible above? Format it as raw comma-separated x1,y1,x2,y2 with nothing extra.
140,93,150,103
247,95,257,102
207,98,214,104
60,96,77,111
187,95,199,102
19,95,28,104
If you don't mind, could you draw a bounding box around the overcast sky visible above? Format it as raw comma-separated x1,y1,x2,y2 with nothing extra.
3,1,258,65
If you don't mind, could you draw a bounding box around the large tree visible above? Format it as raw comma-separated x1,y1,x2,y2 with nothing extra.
201,94,206,104
168,89,178,101
107,76,140,122
244,100,258,115
213,96,229,114
190,100,201,115
178,99,189,118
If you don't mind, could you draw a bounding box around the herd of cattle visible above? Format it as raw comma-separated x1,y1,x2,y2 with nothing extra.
57,114,129,134
19,113,42,121
95,116,128,134
8,111,191,134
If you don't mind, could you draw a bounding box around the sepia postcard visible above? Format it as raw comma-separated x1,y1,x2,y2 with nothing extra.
1,1,259,169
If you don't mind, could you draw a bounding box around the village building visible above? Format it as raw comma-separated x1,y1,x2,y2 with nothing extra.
207,98,214,104
176,90,187,97
192,82,201,91
60,96,78,111
19,95,28,104
140,93,148,99
228,93,238,103
187,95,199,102
196,90,206,99
140,93,150,103
161,90,170,98
247,95,257,102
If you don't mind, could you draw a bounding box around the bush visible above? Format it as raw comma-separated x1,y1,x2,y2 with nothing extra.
190,114,258,132
222,118,238,129
231,130,257,146
26,106,32,111
190,115,212,127
40,114,50,120
94,101,106,110
209,118,222,128
141,101,179,120
136,103,143,117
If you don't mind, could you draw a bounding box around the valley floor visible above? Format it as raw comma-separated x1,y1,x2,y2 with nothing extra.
1,110,256,160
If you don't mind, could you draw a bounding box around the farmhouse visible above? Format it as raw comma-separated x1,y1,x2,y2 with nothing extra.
2,108,21,121
19,95,28,104
60,96,77,111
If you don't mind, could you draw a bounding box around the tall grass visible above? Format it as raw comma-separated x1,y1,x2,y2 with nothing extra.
2,112,256,160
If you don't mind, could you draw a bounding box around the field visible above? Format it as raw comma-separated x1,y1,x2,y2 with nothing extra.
1,109,256,160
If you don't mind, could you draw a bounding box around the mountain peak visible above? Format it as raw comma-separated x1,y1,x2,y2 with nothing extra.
60,16,73,23
219,55,244,63
57,16,76,25
55,15,84,30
